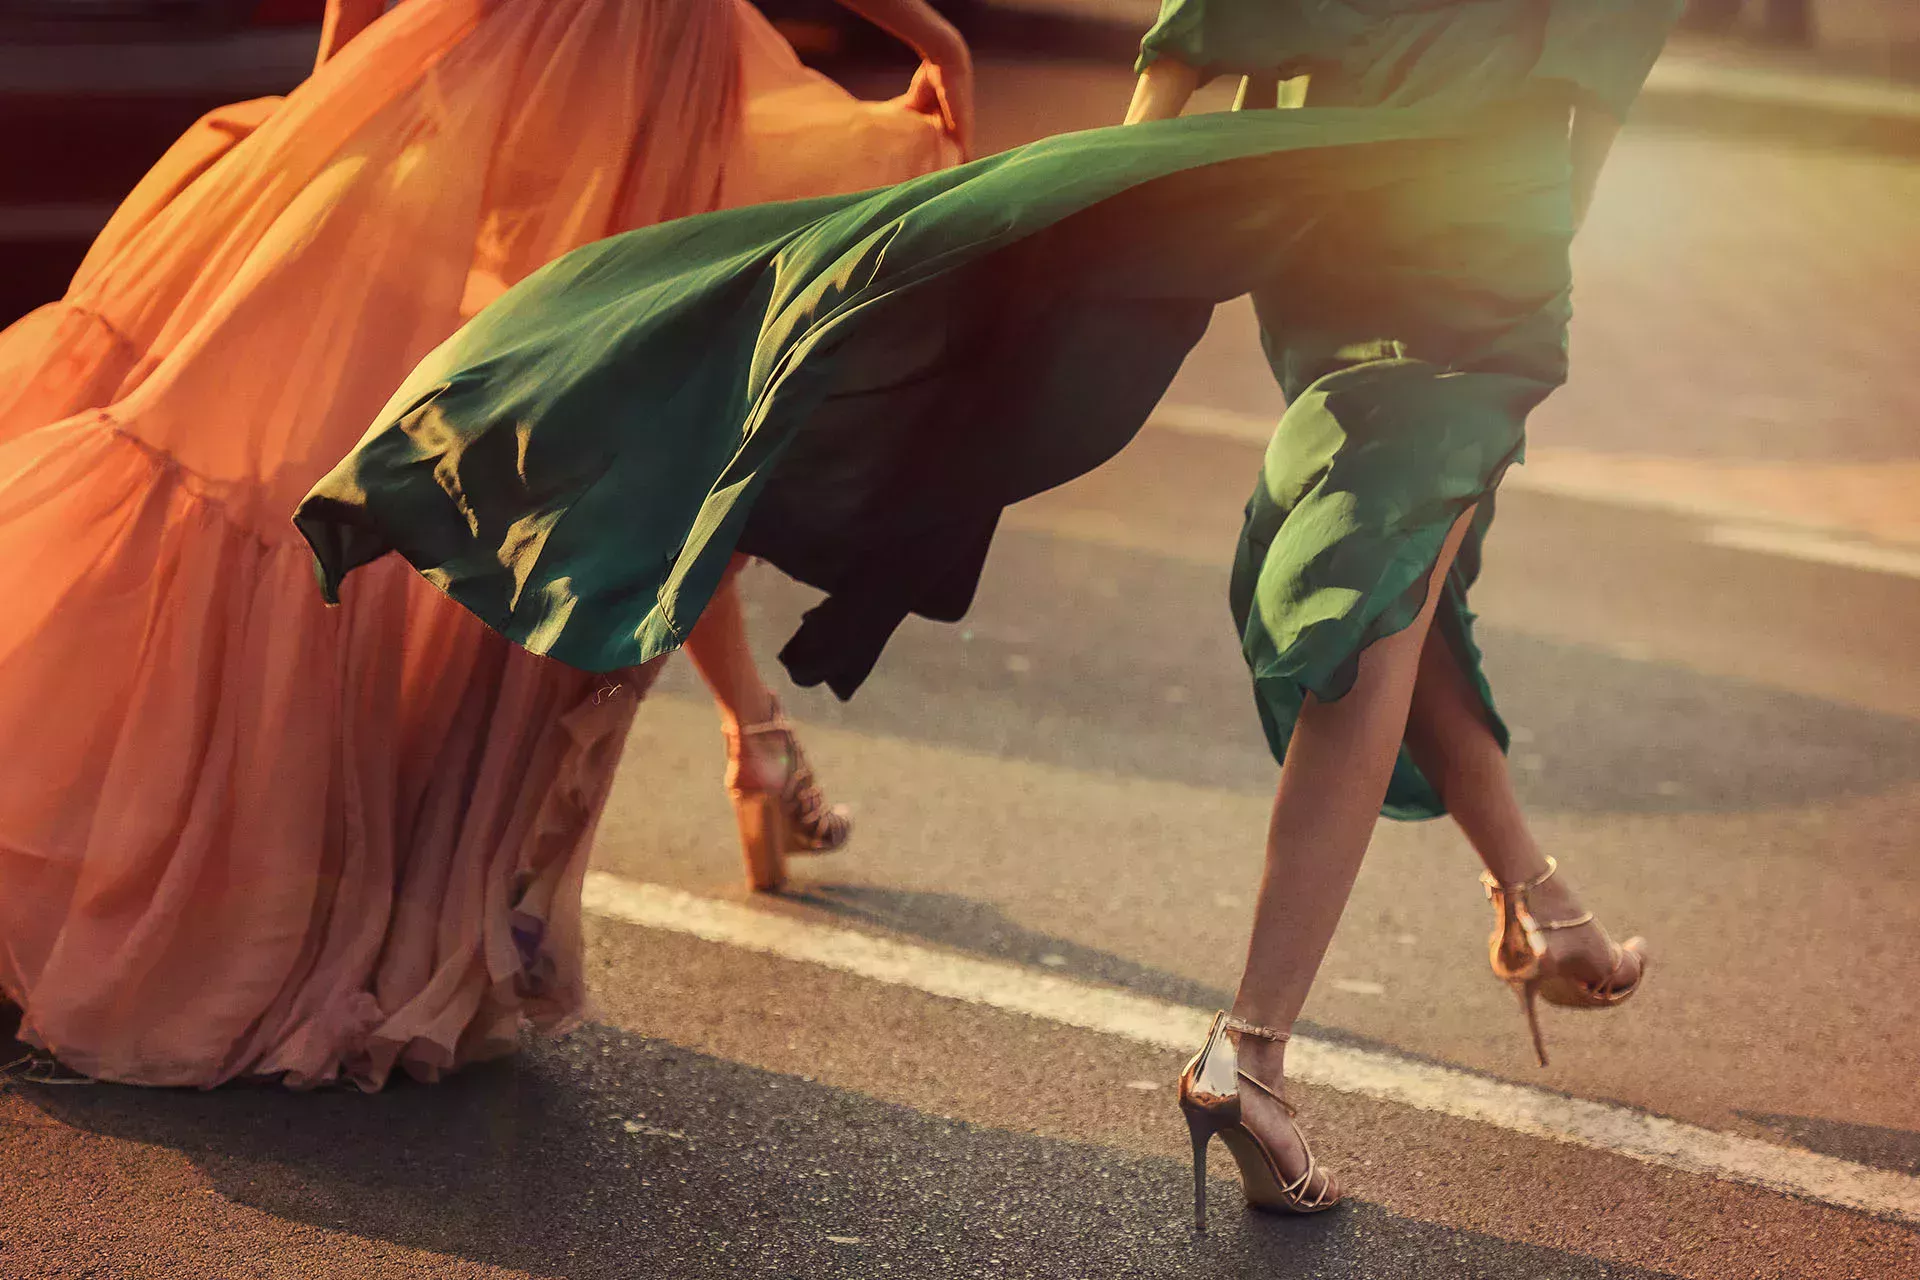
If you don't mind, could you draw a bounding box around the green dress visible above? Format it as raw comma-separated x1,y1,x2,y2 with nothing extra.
1143,0,1683,817
295,0,1682,819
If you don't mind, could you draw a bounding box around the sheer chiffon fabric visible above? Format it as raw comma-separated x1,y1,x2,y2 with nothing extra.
0,0,954,1088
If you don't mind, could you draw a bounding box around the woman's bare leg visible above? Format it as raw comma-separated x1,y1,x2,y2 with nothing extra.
1402,626,1630,980
683,556,788,791
1227,510,1477,1197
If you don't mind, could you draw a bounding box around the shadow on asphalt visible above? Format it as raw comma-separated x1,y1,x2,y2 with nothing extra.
777,881,1668,1094
730,532,1920,820
1740,1110,1920,1178
787,880,1236,1010
13,1023,1681,1280
784,881,1477,1071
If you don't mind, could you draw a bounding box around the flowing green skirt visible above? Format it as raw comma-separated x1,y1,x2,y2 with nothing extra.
297,94,1576,820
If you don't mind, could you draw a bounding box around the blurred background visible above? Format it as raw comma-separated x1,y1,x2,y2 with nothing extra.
1,0,1915,320
1,4,1917,1278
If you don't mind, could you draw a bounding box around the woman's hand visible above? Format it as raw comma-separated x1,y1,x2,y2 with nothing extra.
898,36,975,158
1125,58,1200,125
831,0,976,158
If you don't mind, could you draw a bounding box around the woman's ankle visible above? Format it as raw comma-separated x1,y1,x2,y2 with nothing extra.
1523,867,1585,922
719,688,779,735
1226,1012,1291,1080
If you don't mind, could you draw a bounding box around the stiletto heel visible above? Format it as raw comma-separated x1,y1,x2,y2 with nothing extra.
724,697,851,894
1177,1011,1341,1232
1185,1106,1211,1232
1516,978,1546,1068
1483,856,1647,1067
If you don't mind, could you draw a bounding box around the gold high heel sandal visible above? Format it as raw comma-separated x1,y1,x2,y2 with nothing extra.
724,698,851,893
1178,1011,1342,1232
1483,855,1647,1067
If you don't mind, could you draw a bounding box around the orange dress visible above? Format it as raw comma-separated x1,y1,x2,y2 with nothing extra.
0,0,956,1089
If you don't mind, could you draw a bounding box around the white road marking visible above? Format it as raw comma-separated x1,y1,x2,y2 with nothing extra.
1646,55,1920,122
583,872,1920,1228
1704,522,1920,580
1146,403,1920,576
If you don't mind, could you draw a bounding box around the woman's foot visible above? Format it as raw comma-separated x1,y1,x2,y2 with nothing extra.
1483,856,1648,1065
1515,865,1647,992
723,696,850,849
1180,1013,1340,1229
723,696,851,892
1232,1033,1341,1208
723,691,794,794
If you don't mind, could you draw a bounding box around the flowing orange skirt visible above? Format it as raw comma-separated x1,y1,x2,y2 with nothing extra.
0,0,955,1088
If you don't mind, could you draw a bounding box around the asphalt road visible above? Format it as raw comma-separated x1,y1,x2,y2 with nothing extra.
4,40,1919,1280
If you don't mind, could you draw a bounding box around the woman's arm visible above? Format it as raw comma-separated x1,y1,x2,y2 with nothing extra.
1124,58,1200,124
829,0,975,156
1568,104,1623,233
315,0,386,71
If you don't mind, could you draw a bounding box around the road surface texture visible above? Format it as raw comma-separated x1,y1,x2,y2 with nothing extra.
4,36,1918,1280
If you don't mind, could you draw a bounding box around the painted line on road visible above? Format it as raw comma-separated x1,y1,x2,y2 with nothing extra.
1703,522,1920,580
1147,403,1920,578
583,871,1920,1228
1646,55,1920,123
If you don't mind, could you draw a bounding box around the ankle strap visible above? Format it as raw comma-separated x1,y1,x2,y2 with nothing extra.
1484,856,1595,930
1487,854,1559,897
724,699,794,743
1235,1067,1300,1118
1224,1014,1290,1044
1535,909,1596,931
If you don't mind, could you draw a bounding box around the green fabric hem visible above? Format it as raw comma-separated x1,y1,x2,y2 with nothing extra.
1243,451,1521,823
